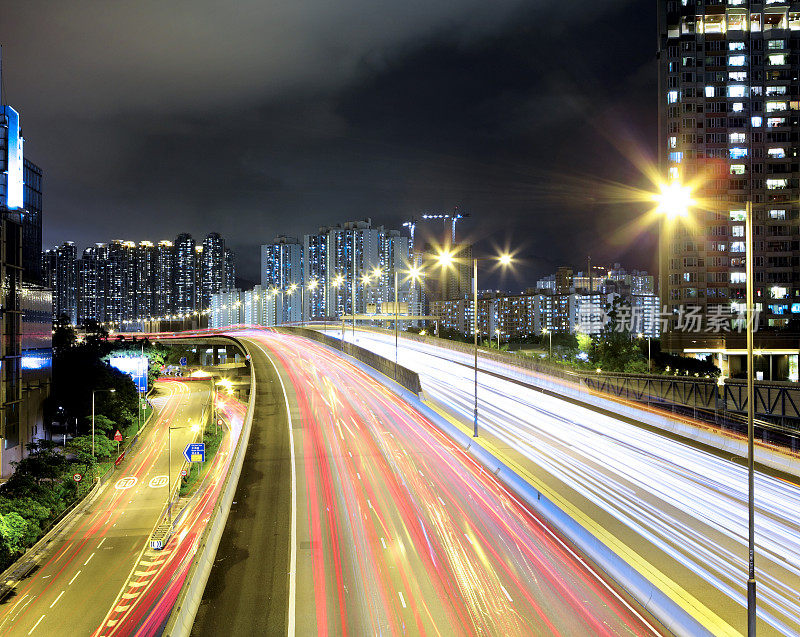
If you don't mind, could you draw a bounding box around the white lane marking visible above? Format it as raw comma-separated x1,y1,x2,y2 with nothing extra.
356,473,361,481
49,591,64,608
84,552,95,566
398,591,407,608
464,534,473,545
27,615,45,634
380,537,387,549
68,571,81,586
501,585,513,603
97,538,106,549
257,341,297,637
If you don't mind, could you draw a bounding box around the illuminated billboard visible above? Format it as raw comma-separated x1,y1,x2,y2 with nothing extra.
2,106,23,210
109,356,149,393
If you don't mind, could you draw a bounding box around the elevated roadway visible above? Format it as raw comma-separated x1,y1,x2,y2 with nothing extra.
333,328,800,636
192,329,663,636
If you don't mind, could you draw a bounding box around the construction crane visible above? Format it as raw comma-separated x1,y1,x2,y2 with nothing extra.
420,207,469,244
402,218,419,253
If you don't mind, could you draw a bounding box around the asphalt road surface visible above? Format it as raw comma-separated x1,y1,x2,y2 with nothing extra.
0,380,207,637
193,329,662,636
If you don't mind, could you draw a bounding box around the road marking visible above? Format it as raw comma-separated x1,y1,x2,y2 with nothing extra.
84,552,95,566
380,537,386,549
114,476,138,490
501,585,513,603
68,571,81,586
27,615,45,634
356,472,361,480
398,591,407,608
258,341,297,637
49,591,64,608
97,538,106,548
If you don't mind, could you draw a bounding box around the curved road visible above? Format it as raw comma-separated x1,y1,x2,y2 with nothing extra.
194,329,662,636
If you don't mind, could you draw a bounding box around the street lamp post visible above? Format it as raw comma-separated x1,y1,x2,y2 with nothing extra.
745,199,757,635
167,421,200,523
495,328,500,350
92,388,116,457
542,327,552,358
437,250,512,438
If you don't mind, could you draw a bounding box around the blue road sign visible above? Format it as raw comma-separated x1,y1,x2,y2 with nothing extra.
183,442,205,463
180,357,187,366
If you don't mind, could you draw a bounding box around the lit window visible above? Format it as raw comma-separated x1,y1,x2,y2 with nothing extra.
730,132,746,143
766,178,788,189
766,85,787,95
727,85,747,97
767,117,787,127
770,286,788,299
729,40,746,50
731,241,746,252
730,210,746,221
669,151,684,163
730,164,746,175
731,272,746,283
668,90,679,103
767,40,785,49
766,101,787,113
668,166,680,180
705,86,715,98
791,12,800,30
767,147,786,158
730,147,748,159
668,136,677,149
732,225,745,237
731,102,744,112
768,54,787,65
729,72,748,81
769,209,786,219
729,55,746,66
751,116,763,127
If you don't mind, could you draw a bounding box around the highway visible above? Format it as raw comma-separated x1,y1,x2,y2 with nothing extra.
196,329,662,636
0,380,208,637
334,328,800,636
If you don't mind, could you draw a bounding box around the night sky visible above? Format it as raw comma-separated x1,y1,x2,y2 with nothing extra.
1,1,658,288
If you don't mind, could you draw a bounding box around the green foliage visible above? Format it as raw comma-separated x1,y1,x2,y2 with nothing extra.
0,512,28,564
52,314,77,352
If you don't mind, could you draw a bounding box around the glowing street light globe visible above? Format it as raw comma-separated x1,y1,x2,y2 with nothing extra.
655,182,693,219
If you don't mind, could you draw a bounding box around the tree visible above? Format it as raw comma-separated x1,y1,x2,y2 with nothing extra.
0,511,28,564
52,314,77,352
589,297,647,372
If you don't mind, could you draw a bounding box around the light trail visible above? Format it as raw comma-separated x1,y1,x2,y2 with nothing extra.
338,328,800,636
233,329,660,636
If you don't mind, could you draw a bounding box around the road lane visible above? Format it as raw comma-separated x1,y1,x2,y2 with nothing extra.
337,328,800,636
233,329,662,636
0,380,208,637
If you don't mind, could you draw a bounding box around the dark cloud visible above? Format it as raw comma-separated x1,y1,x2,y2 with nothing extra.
1,1,656,286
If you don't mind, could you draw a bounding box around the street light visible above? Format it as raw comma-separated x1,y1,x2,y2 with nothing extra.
167,421,201,522
655,180,755,632
495,328,501,350
542,327,552,359
638,332,651,372
92,388,116,458
437,248,514,437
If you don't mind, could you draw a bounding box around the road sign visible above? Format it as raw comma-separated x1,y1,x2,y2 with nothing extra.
73,473,82,482
180,357,187,366
183,442,205,463
180,469,188,477
217,418,223,426
114,430,123,441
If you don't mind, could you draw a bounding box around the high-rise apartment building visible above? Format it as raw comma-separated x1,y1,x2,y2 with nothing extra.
155,240,174,317
261,235,303,323
224,247,236,289
76,244,108,325
135,241,157,320
174,233,196,314
200,232,225,310
658,2,800,363
53,242,78,323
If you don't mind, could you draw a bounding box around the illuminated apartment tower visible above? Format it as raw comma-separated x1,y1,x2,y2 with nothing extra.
135,241,157,320
174,233,196,314
155,240,175,317
77,243,108,324
260,235,303,324
658,2,800,351
106,240,136,323
200,232,225,311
